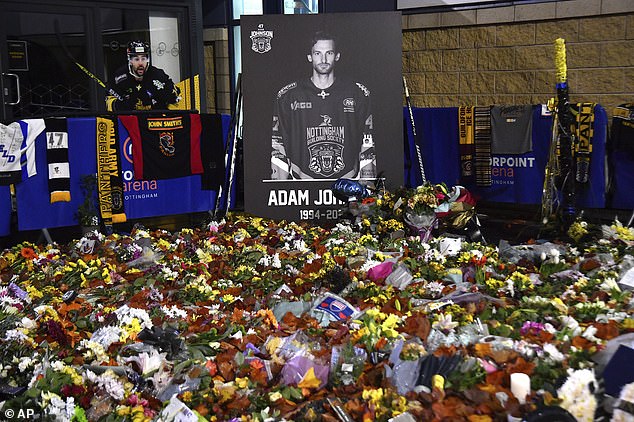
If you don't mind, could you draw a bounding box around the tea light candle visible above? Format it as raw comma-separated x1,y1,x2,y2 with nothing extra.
510,372,531,404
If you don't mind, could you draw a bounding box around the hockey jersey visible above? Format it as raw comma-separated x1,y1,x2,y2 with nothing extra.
0,120,43,185
119,114,203,180
271,78,376,180
105,65,180,111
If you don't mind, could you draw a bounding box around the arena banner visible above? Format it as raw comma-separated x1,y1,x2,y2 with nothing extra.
15,115,230,231
16,118,98,231
116,115,230,219
406,105,606,208
241,12,403,223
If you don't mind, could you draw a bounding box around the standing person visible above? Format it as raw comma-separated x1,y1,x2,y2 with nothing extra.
105,41,180,111
270,31,376,180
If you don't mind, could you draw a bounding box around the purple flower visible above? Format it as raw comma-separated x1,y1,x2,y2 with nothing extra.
520,321,545,336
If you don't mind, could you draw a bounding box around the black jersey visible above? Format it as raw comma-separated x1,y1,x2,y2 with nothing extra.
271,77,376,180
105,65,180,111
611,103,634,155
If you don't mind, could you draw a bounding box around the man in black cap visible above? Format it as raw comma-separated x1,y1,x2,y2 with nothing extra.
105,41,180,111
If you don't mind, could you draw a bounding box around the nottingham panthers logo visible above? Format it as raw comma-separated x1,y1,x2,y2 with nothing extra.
306,114,345,177
159,132,176,157
250,23,273,54
111,187,124,209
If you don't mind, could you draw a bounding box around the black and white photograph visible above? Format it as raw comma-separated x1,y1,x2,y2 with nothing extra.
241,12,403,222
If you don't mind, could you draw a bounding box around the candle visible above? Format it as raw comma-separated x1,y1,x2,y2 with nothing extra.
510,372,531,404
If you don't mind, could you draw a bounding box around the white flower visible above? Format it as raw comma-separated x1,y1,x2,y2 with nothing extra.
18,356,36,372
542,343,565,363
79,339,109,364
4,329,31,343
600,277,621,293
114,305,153,330
432,313,459,332
124,349,167,376
582,325,601,343
557,368,598,422
425,281,445,298
90,326,123,349
559,316,582,337
84,369,125,401
19,317,37,330
161,305,188,319
612,382,634,422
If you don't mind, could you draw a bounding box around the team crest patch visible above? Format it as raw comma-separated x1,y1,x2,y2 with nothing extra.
308,143,345,177
159,132,176,157
250,23,273,54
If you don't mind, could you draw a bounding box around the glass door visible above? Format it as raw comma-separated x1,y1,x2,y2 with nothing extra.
0,5,95,123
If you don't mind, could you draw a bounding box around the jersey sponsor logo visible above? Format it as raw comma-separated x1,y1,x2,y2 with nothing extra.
153,79,165,90
277,82,297,98
115,73,128,84
159,132,176,157
291,101,312,111
355,82,370,96
250,23,273,54
147,117,183,130
343,97,355,113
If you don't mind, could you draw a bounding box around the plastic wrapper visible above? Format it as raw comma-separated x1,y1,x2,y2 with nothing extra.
426,323,489,352
281,355,329,389
385,263,413,290
156,394,205,422
137,326,185,360
265,331,316,362
156,375,201,403
330,344,366,386
417,353,462,389
498,240,566,264
272,300,312,322
387,339,424,395
126,246,164,268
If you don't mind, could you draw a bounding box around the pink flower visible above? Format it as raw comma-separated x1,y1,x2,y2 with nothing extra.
367,261,394,281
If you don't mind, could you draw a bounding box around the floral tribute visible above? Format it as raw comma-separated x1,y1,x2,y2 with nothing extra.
0,200,633,422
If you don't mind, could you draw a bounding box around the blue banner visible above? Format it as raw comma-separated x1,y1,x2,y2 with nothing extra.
406,105,607,209
16,117,98,231
14,115,230,231
0,186,10,236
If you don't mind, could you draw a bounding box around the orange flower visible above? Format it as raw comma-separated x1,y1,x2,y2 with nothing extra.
249,359,264,370
205,360,218,376
20,247,37,260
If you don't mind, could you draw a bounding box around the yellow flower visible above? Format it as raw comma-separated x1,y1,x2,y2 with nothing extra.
551,297,568,313
116,406,131,416
269,391,283,402
362,387,384,403
25,285,43,300
235,377,249,389
622,318,634,330
222,294,236,304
